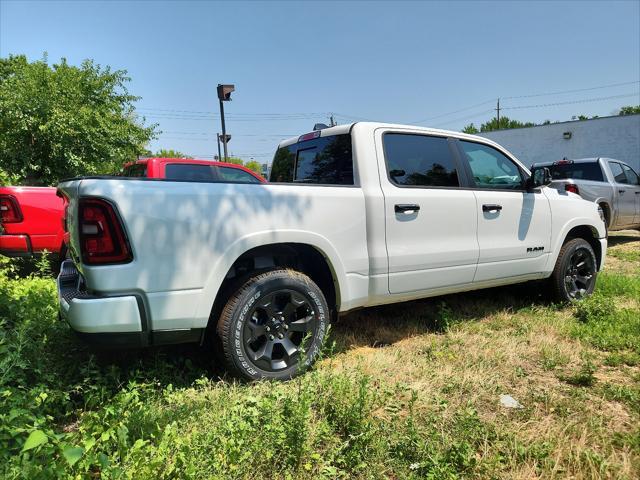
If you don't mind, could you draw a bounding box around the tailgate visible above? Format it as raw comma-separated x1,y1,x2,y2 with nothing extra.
57,180,83,270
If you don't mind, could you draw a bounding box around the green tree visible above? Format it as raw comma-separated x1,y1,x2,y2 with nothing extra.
154,149,192,158
462,123,479,134
479,116,536,132
619,105,640,115
0,54,156,186
244,160,263,175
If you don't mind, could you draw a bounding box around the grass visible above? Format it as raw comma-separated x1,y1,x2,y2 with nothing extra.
1,230,639,478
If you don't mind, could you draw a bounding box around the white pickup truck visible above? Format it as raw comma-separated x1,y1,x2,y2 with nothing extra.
57,122,607,380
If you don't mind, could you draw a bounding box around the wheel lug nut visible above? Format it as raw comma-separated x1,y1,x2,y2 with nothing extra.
266,326,271,332
269,335,274,340
278,333,284,339
283,324,288,330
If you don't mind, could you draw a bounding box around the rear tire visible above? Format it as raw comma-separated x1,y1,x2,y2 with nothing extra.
549,238,598,303
216,269,329,381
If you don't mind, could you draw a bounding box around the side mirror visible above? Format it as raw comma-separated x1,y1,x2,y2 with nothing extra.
526,167,552,191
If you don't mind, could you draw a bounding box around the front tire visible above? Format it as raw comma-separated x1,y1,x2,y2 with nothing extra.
549,238,598,302
216,269,329,381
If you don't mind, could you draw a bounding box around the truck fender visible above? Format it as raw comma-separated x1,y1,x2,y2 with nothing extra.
544,217,605,273
193,230,349,323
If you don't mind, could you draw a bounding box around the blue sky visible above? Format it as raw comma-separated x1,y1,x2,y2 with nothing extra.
1,0,639,164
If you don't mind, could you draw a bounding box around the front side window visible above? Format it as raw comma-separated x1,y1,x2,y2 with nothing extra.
270,134,354,185
459,141,523,190
218,166,262,183
621,164,639,185
383,133,459,187
609,162,628,184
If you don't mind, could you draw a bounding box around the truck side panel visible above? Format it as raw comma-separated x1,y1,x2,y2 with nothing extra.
70,179,370,330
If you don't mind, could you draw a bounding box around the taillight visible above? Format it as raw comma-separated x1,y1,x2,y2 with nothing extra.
565,184,580,195
79,198,132,264
0,195,23,223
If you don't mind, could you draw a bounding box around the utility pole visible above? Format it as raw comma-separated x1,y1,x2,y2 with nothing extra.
496,98,501,129
217,84,235,161
216,133,222,161
329,113,336,127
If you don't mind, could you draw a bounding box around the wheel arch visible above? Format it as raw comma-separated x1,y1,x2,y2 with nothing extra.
561,224,603,270
195,232,347,328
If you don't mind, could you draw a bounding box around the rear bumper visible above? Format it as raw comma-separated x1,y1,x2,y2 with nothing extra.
0,234,32,257
57,260,145,347
56,260,204,348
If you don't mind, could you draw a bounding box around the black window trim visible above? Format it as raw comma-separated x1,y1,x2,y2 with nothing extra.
452,138,533,193
381,131,471,190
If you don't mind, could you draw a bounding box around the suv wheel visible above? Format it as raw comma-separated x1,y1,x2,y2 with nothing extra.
549,238,598,302
216,269,329,381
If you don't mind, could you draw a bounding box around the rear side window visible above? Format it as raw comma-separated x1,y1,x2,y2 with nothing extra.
269,134,353,185
609,162,628,184
548,162,604,181
166,164,217,181
383,134,459,187
123,164,147,177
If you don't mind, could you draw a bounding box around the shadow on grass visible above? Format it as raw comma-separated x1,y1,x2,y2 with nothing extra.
607,232,640,247
331,280,551,353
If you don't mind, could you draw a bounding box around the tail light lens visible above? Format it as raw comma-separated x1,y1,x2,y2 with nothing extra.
0,195,23,223
565,184,580,195
79,198,132,264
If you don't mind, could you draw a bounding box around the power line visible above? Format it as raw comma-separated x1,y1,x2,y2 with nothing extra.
412,100,494,124
410,80,639,124
433,109,495,127
158,131,294,137
502,92,639,110
502,80,640,100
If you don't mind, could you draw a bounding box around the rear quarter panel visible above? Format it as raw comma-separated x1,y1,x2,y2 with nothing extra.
72,179,370,329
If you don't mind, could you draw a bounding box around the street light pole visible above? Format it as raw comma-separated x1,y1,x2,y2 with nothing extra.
219,99,228,161
217,84,235,162
216,133,222,161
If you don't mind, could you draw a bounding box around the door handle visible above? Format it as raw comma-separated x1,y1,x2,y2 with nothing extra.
395,204,420,214
619,189,626,194
482,204,503,212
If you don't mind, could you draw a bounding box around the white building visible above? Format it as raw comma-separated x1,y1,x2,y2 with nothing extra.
478,114,640,171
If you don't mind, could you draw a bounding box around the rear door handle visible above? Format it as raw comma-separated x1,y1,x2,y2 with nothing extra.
619,189,626,194
482,204,502,212
395,204,420,214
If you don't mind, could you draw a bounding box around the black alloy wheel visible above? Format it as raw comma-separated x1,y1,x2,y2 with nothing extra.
244,290,317,371
216,269,329,381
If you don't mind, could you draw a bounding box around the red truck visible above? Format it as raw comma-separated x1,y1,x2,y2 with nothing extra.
0,158,266,260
